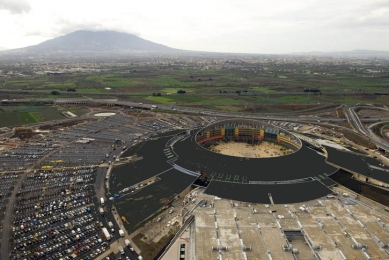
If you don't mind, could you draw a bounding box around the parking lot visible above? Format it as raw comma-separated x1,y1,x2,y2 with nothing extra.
0,144,57,171
0,113,225,260
0,172,20,222
39,115,187,167
10,166,115,260
0,114,220,170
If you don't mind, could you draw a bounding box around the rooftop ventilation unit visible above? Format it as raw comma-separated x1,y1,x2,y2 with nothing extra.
242,246,252,251
211,246,228,251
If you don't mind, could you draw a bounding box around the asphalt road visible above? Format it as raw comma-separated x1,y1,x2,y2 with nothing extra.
95,167,108,201
2,97,388,124
94,159,141,260
0,171,28,259
345,106,389,152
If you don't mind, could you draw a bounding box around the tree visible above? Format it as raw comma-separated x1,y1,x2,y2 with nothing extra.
177,90,186,94
156,93,162,96
51,91,60,95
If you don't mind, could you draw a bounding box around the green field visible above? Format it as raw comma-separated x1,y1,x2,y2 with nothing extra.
4,68,389,97
69,108,89,116
49,83,75,88
76,88,105,93
248,87,276,93
144,96,175,104
0,106,65,127
0,112,38,127
2,62,389,108
161,87,194,94
277,95,314,103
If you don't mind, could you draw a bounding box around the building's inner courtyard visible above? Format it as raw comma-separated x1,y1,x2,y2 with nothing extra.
209,140,294,158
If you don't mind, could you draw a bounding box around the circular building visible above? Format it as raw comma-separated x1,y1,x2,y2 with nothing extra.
195,119,301,158
169,119,338,204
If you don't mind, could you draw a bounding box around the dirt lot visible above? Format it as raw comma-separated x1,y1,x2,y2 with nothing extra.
318,124,377,149
133,232,175,260
357,108,389,118
211,141,293,158
336,107,346,118
38,118,94,130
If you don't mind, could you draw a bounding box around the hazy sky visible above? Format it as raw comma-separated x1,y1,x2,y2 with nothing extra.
0,0,388,53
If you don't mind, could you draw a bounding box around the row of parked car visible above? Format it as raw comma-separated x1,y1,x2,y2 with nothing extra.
11,166,110,260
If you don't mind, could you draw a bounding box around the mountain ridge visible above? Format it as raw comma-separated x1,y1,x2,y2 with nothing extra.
1,30,388,57
288,49,389,57
11,30,177,53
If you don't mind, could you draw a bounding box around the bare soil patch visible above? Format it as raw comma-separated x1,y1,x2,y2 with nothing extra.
357,109,389,118
210,141,293,158
319,124,376,149
38,118,93,130
133,232,175,260
337,108,346,118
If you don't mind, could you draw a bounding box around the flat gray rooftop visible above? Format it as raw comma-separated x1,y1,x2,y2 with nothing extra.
190,192,389,260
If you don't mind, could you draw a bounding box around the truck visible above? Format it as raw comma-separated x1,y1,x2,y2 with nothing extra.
118,245,125,255
119,229,125,237
108,222,114,232
99,207,104,216
100,197,104,206
125,239,131,247
102,227,111,240
152,105,158,108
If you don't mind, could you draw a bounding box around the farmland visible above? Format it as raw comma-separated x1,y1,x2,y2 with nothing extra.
0,105,65,127
4,63,389,95
1,57,389,112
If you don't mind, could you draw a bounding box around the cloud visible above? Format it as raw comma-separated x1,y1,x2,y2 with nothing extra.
55,19,140,36
319,1,389,30
23,18,141,39
0,0,31,14
1,0,389,52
